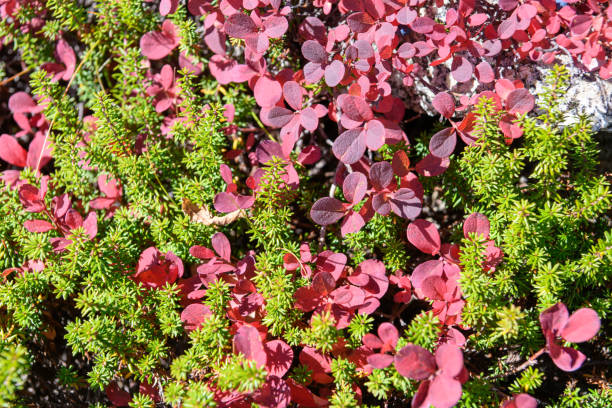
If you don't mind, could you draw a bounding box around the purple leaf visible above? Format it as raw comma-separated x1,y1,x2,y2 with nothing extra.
369,161,393,190
429,128,457,158
343,172,368,204
388,188,422,219
506,88,535,115
332,128,366,165
310,197,347,225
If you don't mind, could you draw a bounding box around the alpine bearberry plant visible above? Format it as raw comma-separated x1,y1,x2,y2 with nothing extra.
0,0,610,407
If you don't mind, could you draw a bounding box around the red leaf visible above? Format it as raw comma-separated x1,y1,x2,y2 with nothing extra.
432,92,455,119
190,245,215,259
181,303,212,331
105,383,131,407
369,161,393,191
570,15,592,36
407,219,441,255
264,340,294,377
367,353,394,369
0,134,27,167
394,344,436,380
332,128,366,165
502,394,538,408
347,12,375,33
429,128,457,158
310,197,347,225
24,219,54,233
392,150,411,177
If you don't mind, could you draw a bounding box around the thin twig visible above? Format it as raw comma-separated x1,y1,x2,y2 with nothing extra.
0,67,32,87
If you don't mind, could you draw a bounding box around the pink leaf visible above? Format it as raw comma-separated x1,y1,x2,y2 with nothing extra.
340,95,373,122
415,154,450,177
234,325,267,367
159,0,178,15
24,219,55,233
364,120,385,151
8,92,38,114
254,76,282,108
212,232,231,261
435,344,464,377
539,303,569,334
324,60,345,87
377,322,398,348
332,128,366,165
264,340,294,377
463,212,490,238
475,61,494,84
140,21,179,60
283,81,303,111
224,13,258,38
549,341,586,372
214,192,240,213
432,92,455,119
411,17,435,34
451,56,473,83
560,308,600,343
498,16,517,40
301,40,327,63
367,353,394,369
407,219,441,255
428,374,462,408
343,172,368,204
